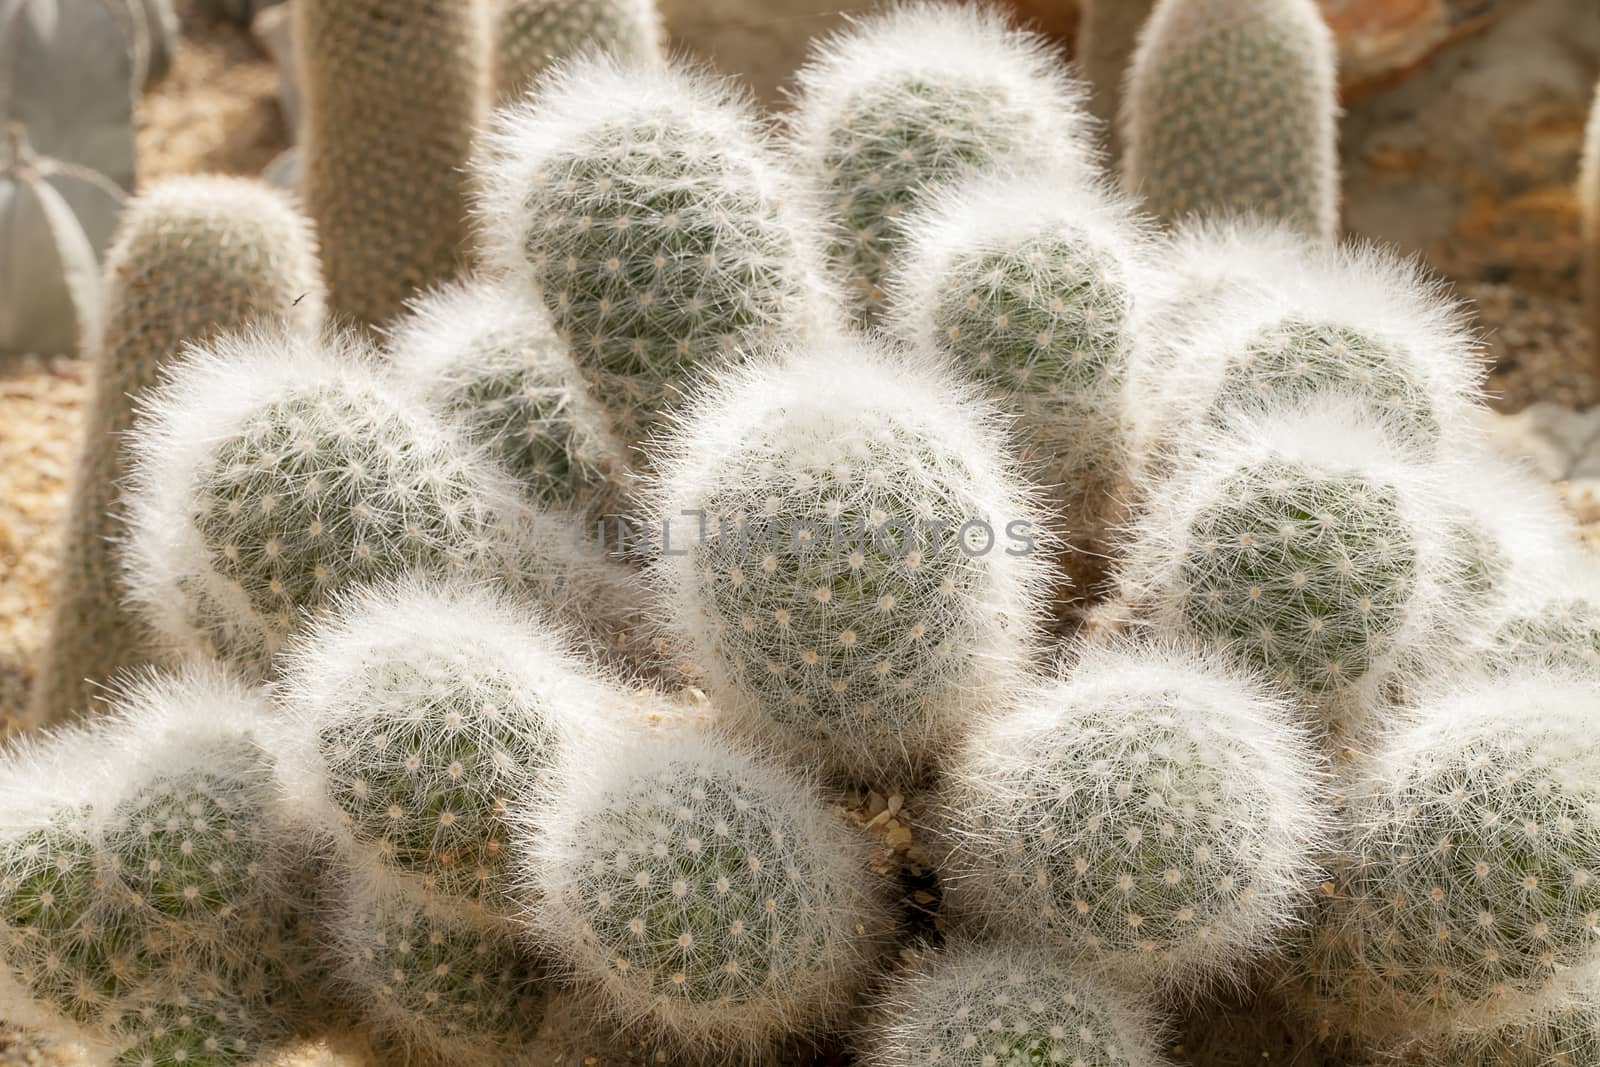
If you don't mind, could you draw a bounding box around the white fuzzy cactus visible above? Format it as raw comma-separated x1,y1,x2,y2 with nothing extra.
473,54,826,450
273,576,620,914
787,1,1096,321
889,170,1155,508
385,278,632,514
938,641,1325,996
123,329,520,678
647,339,1052,785
519,729,891,1058
1117,396,1459,736
1480,559,1600,674
1293,667,1600,1049
863,940,1169,1067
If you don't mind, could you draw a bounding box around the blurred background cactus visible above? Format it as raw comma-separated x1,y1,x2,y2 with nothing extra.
492,0,663,103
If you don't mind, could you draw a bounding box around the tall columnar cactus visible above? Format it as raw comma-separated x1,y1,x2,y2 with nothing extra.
273,576,619,914
938,642,1324,995
1117,397,1457,737
1076,0,1159,160
0,667,302,1058
1130,240,1484,479
296,0,488,330
520,729,892,1058
1293,668,1600,1049
29,177,321,730
122,330,520,679
648,340,1052,785
492,0,662,103
787,2,1095,321
863,941,1167,1067
1582,81,1599,362
474,54,825,450
385,278,632,514
1121,0,1340,242
889,170,1153,512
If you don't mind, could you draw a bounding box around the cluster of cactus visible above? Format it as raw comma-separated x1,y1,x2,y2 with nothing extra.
11,2,1600,1066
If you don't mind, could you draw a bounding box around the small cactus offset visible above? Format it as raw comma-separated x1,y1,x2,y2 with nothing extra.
122,329,520,678
787,1,1095,321
1582,81,1599,362
1117,397,1458,737
492,0,662,103
938,641,1325,995
862,940,1169,1067
385,277,631,514
519,729,892,1057
1076,0,1159,160
1293,667,1600,1050
31,176,321,729
1121,0,1340,242
648,340,1052,785
296,0,488,331
273,576,619,913
1480,563,1600,673
890,170,1154,511
474,54,826,451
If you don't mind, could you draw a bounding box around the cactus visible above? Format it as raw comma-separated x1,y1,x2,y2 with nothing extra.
273,576,619,913
295,0,488,330
1293,667,1600,1048
31,176,321,729
788,2,1095,321
1121,0,1340,242
863,940,1168,1067
1582,81,1599,363
1117,396,1457,736
325,863,547,1065
647,340,1052,785
938,641,1325,995
122,329,519,679
520,729,891,1057
492,0,662,103
473,54,825,451
1480,562,1600,673
889,170,1154,510
1076,0,1159,161
110,995,258,1067
384,277,631,514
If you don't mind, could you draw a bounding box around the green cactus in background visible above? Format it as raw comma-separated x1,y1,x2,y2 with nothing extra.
1122,0,1340,242
1076,0,1158,160
492,0,661,103
296,0,488,331
29,177,321,730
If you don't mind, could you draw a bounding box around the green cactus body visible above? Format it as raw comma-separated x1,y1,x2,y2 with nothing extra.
1121,0,1339,241
866,941,1165,1067
789,3,1093,321
525,732,889,1054
1076,0,1158,160
386,278,630,513
1489,596,1600,672
492,0,661,102
124,332,518,678
1295,669,1600,1046
296,0,487,330
112,999,254,1067
649,342,1050,784
29,177,321,729
475,56,822,450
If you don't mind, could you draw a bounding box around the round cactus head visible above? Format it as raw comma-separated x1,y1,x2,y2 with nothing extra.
788,1,1095,320
275,576,622,911
385,278,632,513
890,171,1154,498
864,940,1167,1067
648,339,1052,785
522,730,891,1056
939,641,1325,994
1295,668,1600,1045
1477,550,1600,674
1118,396,1457,735
474,54,826,448
493,0,664,102
124,329,519,676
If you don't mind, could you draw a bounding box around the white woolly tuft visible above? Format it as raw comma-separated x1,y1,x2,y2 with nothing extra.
863,939,1172,1067
939,639,1327,1000
122,327,522,677
272,573,626,913
645,336,1055,785
517,727,893,1058
1293,666,1600,1047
